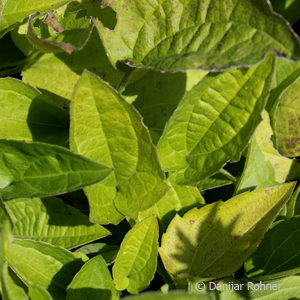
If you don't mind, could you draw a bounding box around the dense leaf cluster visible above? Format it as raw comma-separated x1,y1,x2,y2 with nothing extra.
0,0,300,299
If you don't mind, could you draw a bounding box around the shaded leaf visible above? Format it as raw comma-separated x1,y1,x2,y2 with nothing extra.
113,216,159,294
271,0,300,25
95,0,300,71
124,292,211,300
6,239,85,300
29,284,53,300
70,70,169,221
0,0,71,37
67,255,118,300
22,28,125,100
160,183,295,285
1,262,28,300
0,77,69,146
27,9,92,54
137,180,205,232
75,243,118,264
0,140,111,200
5,197,110,249
245,216,300,280
158,53,275,185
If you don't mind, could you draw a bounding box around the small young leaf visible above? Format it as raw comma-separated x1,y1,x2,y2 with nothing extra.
160,182,295,285
95,0,300,71
6,240,85,300
113,216,159,294
70,70,169,221
245,216,300,280
67,255,118,300
0,140,112,200
0,78,69,145
5,197,110,249
158,52,275,185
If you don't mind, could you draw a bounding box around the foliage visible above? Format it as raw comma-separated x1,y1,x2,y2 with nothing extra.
0,0,299,299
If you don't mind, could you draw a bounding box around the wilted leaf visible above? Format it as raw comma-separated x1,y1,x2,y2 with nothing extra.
158,53,275,185
70,70,168,221
113,216,159,294
0,140,111,200
160,183,295,285
95,0,300,71
67,255,118,300
5,197,110,249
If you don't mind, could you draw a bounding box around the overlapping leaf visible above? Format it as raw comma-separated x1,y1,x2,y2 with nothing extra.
67,255,118,300
0,78,69,145
245,216,300,280
160,183,295,285
0,140,111,199
0,0,71,37
22,29,125,100
113,216,159,294
5,197,110,249
95,0,300,71
6,239,86,300
158,53,275,185
70,70,169,222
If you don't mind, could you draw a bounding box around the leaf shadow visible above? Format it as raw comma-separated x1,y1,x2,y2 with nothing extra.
26,91,69,146
67,288,112,300
168,202,251,299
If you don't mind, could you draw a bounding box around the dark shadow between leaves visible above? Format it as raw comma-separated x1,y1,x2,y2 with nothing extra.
48,259,85,300
27,91,69,146
168,202,251,299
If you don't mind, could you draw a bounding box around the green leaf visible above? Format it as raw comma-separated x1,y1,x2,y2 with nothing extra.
28,284,53,300
122,69,207,144
6,239,85,300
27,9,92,54
5,197,110,249
1,262,28,300
0,0,71,37
75,243,119,264
67,255,118,300
214,276,300,300
0,78,69,146
22,28,125,100
159,183,295,285
70,70,169,221
0,140,112,200
158,52,275,185
271,0,300,24
95,0,300,71
137,180,205,232
113,216,159,294
286,184,300,218
245,216,300,280
197,169,235,192
273,75,300,157
124,293,211,300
